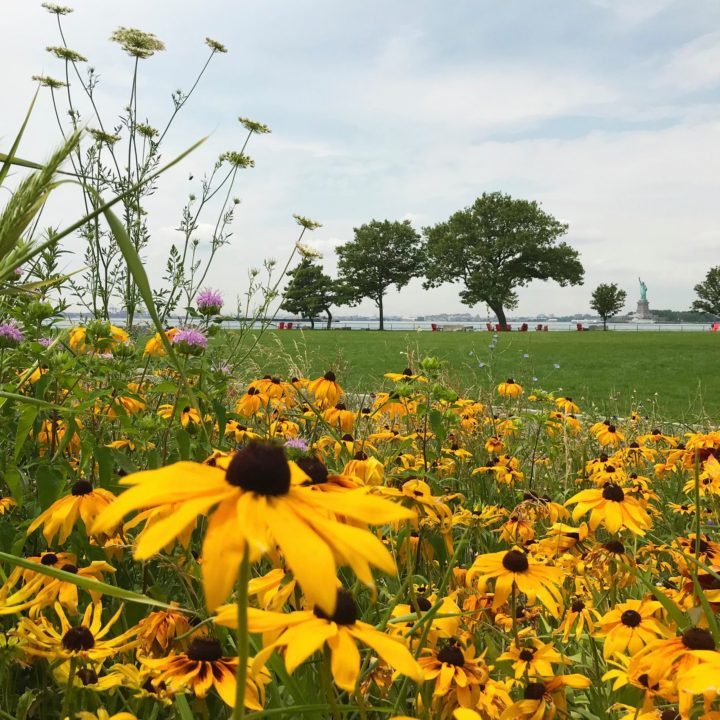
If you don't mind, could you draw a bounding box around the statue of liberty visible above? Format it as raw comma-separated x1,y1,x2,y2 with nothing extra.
638,277,648,301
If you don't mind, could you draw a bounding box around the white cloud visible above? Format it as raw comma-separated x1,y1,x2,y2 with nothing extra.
660,32,720,91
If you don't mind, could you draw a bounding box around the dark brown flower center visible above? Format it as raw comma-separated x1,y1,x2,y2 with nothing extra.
62,626,95,651
354,451,368,460
60,564,78,574
660,711,680,720
323,371,336,382
77,668,99,685
524,682,546,700
40,553,59,565
71,480,93,496
505,378,515,384
502,550,529,573
416,597,432,612
518,648,535,661
607,425,616,433
187,637,224,662
296,456,329,485
681,627,716,650
437,643,465,667
403,368,413,376
313,589,358,626
603,540,625,554
620,610,642,627
182,406,191,414
225,442,291,495
602,483,625,502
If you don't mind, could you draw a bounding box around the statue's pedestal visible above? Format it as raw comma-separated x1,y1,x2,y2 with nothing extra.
635,299,652,320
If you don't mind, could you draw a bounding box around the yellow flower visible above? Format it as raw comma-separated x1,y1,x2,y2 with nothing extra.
565,483,652,535
13,601,138,662
308,370,343,408
27,480,117,544
93,442,414,613
468,548,564,617
76,711,138,720
498,638,568,679
140,637,269,710
596,599,668,659
143,327,179,357
216,589,423,693
418,640,489,707
497,379,523,398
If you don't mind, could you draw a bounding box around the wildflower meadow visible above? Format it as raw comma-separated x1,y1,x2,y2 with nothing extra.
1,4,720,720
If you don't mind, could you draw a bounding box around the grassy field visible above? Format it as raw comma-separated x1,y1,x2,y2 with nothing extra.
238,329,719,421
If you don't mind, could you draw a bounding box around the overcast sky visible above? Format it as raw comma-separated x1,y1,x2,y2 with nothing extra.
2,0,719,318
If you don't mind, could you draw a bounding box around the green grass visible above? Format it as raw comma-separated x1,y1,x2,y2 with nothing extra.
236,330,719,421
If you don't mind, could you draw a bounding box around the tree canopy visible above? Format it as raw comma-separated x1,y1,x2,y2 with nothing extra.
335,219,424,330
590,282,627,330
423,192,584,328
280,258,340,329
691,266,720,317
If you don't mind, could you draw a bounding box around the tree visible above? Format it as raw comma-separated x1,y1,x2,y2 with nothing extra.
423,192,584,328
280,259,340,329
335,219,424,330
691,266,720,317
590,283,626,330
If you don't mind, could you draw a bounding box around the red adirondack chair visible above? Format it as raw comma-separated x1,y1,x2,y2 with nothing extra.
286,322,293,330
277,321,285,330
576,323,584,331
431,323,441,332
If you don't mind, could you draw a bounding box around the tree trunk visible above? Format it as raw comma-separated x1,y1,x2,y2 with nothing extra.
603,315,607,331
326,309,332,330
378,294,384,331
310,317,315,330
490,304,507,330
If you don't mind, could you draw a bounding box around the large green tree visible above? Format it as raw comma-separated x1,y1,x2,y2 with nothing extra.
590,282,626,330
691,266,720,317
423,192,584,328
280,259,340,329
335,219,424,330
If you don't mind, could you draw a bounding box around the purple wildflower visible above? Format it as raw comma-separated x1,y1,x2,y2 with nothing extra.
172,327,208,355
38,337,53,347
0,321,24,348
284,438,308,452
196,288,224,315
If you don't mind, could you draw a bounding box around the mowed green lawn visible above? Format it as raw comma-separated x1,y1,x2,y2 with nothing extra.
239,330,720,421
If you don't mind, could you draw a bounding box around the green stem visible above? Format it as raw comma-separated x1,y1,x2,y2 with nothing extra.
60,656,77,718
322,646,341,720
233,548,251,720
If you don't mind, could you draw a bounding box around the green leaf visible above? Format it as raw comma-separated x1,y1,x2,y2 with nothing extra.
3,466,24,506
173,693,196,720
36,465,65,510
637,572,689,629
14,404,38,461
0,551,192,612
0,89,38,187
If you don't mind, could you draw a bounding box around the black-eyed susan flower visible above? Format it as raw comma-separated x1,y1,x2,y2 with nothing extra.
418,639,489,709
595,423,625,446
144,327,179,357
0,495,16,515
497,379,523,398
215,589,423,692
235,386,269,416
468,548,564,617
76,711,138,720
92,442,414,613
13,601,138,662
157,404,200,427
308,370,343,408
498,638,568,679
136,605,195,656
384,368,427,383
27,480,118,544
596,599,668,659
141,637,269,709
565,482,652,535
557,597,600,642
501,674,591,719
0,559,114,617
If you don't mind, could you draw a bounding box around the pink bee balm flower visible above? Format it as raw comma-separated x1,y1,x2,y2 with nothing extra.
196,288,224,315
171,327,208,355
